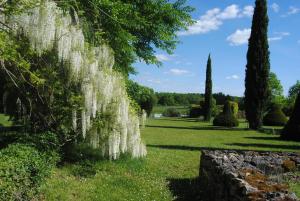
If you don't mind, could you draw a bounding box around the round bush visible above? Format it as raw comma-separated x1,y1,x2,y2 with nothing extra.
213,113,239,127
263,104,288,126
213,101,239,127
162,108,181,117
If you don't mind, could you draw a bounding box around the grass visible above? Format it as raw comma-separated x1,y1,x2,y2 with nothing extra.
291,183,300,197
287,172,300,197
152,106,190,115
0,114,12,127
41,118,300,201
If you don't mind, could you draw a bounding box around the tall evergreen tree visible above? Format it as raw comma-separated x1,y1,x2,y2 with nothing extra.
204,54,212,121
281,92,300,141
244,0,271,129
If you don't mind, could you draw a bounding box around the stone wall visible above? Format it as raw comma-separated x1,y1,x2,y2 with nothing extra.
199,150,300,201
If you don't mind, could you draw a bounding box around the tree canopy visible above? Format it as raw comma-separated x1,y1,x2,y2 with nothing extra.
55,0,194,75
0,0,194,133
288,80,300,103
268,72,284,105
126,80,157,116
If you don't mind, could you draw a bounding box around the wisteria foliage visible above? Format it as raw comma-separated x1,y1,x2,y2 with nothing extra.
1,0,146,159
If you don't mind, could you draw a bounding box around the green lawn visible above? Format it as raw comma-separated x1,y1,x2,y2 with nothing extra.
287,172,300,197
41,118,300,201
152,106,190,115
0,114,12,127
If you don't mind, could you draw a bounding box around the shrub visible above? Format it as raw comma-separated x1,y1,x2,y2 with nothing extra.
0,144,58,200
263,104,288,126
237,110,246,119
229,101,239,117
62,142,104,162
213,101,239,127
190,98,219,118
19,131,60,153
0,131,20,148
162,108,181,117
213,113,239,127
214,105,223,117
189,105,202,118
200,98,219,117
281,93,300,141
282,105,293,117
0,131,60,153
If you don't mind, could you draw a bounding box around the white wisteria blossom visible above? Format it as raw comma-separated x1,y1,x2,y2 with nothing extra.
2,0,146,159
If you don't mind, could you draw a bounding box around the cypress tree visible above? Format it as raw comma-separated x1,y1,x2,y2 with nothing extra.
281,92,300,141
204,54,212,121
244,0,271,129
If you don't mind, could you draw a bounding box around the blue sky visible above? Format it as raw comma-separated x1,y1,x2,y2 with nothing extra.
130,0,300,97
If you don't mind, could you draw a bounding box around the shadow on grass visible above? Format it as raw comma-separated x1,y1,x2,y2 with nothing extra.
258,128,282,135
147,144,201,151
167,178,202,201
146,125,194,131
162,118,200,123
147,144,260,152
146,125,248,131
148,144,300,153
225,143,300,151
244,136,281,141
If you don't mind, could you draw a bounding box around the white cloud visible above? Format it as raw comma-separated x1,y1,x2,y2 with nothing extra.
227,30,290,46
281,6,300,17
227,28,251,46
155,54,171,62
274,32,290,36
271,3,280,13
147,79,161,84
217,5,240,19
226,75,240,80
178,9,221,36
242,6,254,17
178,4,253,36
268,32,290,42
169,68,189,75
268,37,282,42
287,6,300,15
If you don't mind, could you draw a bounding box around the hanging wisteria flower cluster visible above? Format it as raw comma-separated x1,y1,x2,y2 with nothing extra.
2,0,146,159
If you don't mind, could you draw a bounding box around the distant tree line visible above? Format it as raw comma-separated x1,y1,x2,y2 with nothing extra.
125,77,300,118
156,93,201,106
156,92,242,107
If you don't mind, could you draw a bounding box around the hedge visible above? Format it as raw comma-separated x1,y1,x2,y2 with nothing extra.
0,144,58,200
263,104,288,126
213,101,239,127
